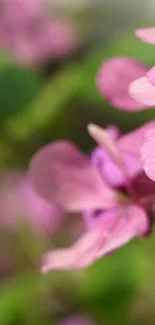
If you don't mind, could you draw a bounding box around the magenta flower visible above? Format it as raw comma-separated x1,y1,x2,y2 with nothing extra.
96,57,148,110
0,0,77,66
0,172,62,234
28,122,155,271
59,315,95,325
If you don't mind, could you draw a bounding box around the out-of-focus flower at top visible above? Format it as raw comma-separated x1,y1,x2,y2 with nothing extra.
0,0,78,66
59,315,95,325
96,57,148,111
29,121,155,272
47,0,93,13
0,172,62,234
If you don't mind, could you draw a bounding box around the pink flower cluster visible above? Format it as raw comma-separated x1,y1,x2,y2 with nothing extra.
28,120,155,272
3,26,155,274
27,27,155,272
0,0,77,66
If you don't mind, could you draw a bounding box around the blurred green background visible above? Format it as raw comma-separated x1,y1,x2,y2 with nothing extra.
1,1,155,325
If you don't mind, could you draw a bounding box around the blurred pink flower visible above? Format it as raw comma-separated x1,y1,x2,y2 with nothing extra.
0,0,77,66
29,122,155,271
96,57,148,110
59,315,95,325
0,172,62,234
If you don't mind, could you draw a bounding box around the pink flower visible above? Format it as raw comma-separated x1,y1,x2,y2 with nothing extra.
59,315,95,325
96,57,148,110
29,122,155,271
0,172,62,234
129,27,155,107
0,0,77,66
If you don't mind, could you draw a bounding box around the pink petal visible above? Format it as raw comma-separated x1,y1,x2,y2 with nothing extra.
118,121,155,156
88,124,128,180
29,141,116,212
129,76,155,106
107,124,120,140
41,205,148,271
135,27,155,44
41,247,76,272
41,228,103,271
96,57,148,111
96,205,149,259
91,147,141,187
88,124,119,159
141,128,155,181
147,66,155,86
84,208,116,230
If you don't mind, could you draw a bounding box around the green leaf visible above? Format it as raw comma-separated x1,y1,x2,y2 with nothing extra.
0,66,42,123
77,242,149,319
0,273,41,325
4,66,81,142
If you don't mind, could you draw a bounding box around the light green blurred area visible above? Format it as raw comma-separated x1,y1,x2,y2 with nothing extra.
1,17,155,325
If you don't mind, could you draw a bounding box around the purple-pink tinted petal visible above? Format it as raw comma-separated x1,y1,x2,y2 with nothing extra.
135,27,155,44
29,141,116,212
88,124,130,184
84,208,116,230
96,57,148,110
141,128,155,182
129,76,155,106
91,147,141,187
118,121,155,155
96,205,149,259
107,124,120,140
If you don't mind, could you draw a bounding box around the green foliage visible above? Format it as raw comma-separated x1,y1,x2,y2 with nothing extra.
4,66,81,141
